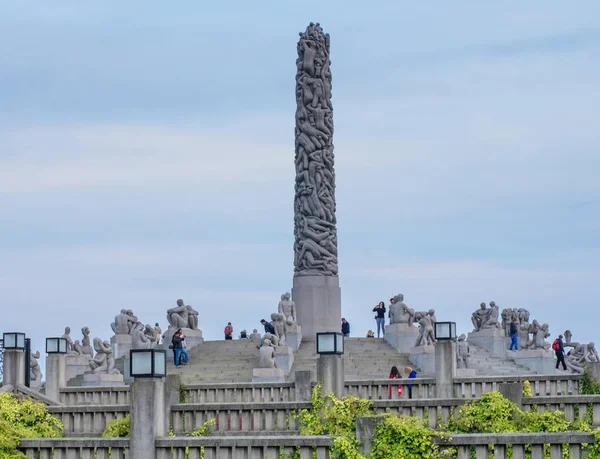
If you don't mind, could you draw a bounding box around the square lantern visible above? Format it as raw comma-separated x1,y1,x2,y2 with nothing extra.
130,349,167,378
2,332,26,350
46,337,68,354
316,332,344,355
434,322,457,341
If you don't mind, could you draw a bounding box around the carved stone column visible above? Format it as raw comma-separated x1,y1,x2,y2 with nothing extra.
292,23,341,336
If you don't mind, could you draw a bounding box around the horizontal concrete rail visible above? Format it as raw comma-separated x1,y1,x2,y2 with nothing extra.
183,382,296,403
48,404,130,436
436,432,594,459
454,374,581,399
156,436,333,459
59,386,130,405
345,377,436,400
20,438,129,459
524,395,600,426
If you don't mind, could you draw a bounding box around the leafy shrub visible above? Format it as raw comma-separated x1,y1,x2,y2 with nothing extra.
522,380,532,397
371,415,446,459
0,393,63,459
448,391,517,433
102,414,130,437
190,419,216,437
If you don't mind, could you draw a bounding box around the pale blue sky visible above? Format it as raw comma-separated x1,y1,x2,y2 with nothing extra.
1,2,599,359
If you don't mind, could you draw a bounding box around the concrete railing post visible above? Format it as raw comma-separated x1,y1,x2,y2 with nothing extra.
295,370,313,401
45,354,67,403
130,378,166,459
435,340,456,398
3,349,25,388
317,354,344,399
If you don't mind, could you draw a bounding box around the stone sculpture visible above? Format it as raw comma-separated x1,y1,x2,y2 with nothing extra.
62,327,75,353
73,327,93,358
563,330,600,373
132,324,157,350
525,320,550,350
271,313,287,346
167,299,190,329
129,321,144,336
261,332,279,348
501,308,513,336
88,338,120,375
471,303,492,332
187,305,200,330
249,329,261,340
278,293,297,326
111,310,138,335
456,334,470,369
30,350,42,384
294,22,338,277
389,294,416,325
481,302,500,329
258,339,277,368
415,312,435,347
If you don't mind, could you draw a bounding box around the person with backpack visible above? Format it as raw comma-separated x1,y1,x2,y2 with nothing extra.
553,334,567,370
509,318,519,350
224,322,233,340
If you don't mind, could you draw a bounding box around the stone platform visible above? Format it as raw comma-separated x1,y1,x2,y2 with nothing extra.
468,328,508,359
66,355,92,380
252,368,284,383
384,323,419,352
511,349,557,374
82,373,125,387
408,345,435,375
110,334,133,360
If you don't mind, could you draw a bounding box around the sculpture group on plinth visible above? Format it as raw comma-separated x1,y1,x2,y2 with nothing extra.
253,337,285,382
563,330,600,373
29,350,42,389
471,302,501,332
385,294,436,355
278,292,302,350
62,326,95,380
132,324,159,350
161,299,204,350
83,337,124,386
467,302,506,359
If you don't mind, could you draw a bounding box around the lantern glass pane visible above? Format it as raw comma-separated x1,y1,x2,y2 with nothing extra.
59,338,68,353
131,352,152,375
336,333,344,354
317,334,335,353
4,334,16,348
154,351,166,376
47,338,58,353
16,334,25,349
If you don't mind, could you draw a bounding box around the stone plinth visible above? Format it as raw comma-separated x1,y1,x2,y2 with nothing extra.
317,354,344,399
131,378,166,459
3,350,25,387
512,349,557,374
292,275,341,337
45,354,66,403
456,368,477,378
409,345,435,375
161,328,204,351
82,373,125,387
468,328,508,359
110,334,133,360
287,328,303,352
435,341,456,398
252,368,285,383
274,346,294,375
65,354,92,381
384,323,419,352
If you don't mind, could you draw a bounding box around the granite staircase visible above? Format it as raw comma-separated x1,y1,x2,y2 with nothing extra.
467,342,537,376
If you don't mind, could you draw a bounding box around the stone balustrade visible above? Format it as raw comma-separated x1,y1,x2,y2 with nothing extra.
344,377,436,399
523,395,600,426
59,386,130,405
436,432,594,459
454,374,581,399
48,404,129,436
20,438,129,459
183,382,296,403
155,436,333,459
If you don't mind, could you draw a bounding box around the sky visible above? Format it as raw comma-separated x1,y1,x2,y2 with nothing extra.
1,2,599,365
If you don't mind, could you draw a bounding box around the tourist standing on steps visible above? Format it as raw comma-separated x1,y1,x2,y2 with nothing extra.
154,322,162,344
261,318,275,335
405,367,417,399
341,318,350,337
366,330,375,338
554,334,567,371
388,365,403,398
171,329,189,367
373,301,386,337
224,322,233,340
509,318,519,350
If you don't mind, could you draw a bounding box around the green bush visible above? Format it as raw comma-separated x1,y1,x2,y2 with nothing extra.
448,391,517,433
102,414,130,437
371,415,446,459
0,393,63,459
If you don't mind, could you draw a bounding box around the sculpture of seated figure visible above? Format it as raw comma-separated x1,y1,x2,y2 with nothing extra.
129,321,144,336
167,299,189,329
61,326,79,355
258,339,277,368
30,350,42,384
389,294,415,325
471,303,491,332
481,301,500,329
249,329,261,340
187,305,199,330
456,334,470,369
80,327,93,357
271,313,287,346
132,324,157,349
111,310,131,335
261,332,279,348
414,312,435,347
88,338,120,375
278,292,297,327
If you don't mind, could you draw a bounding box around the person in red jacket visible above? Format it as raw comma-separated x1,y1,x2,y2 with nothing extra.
224,322,233,340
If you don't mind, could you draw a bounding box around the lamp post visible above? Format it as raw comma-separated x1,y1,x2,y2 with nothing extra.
45,337,68,402
434,321,457,398
2,332,26,388
129,349,168,459
316,332,344,398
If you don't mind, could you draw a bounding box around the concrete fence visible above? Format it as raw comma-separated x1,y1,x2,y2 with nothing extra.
183,382,296,403
455,374,581,399
59,386,130,405
48,404,130,436
523,395,600,426
19,438,129,459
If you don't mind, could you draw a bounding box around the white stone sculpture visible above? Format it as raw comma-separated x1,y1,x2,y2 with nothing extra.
88,338,120,375
415,312,435,347
132,324,158,350
388,294,416,325
456,334,470,369
258,339,278,368
30,350,42,387
271,313,287,346
278,292,296,327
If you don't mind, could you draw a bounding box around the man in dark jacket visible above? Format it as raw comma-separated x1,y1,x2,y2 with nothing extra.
341,318,350,337
555,334,567,370
261,319,275,335
509,318,519,350
171,329,189,367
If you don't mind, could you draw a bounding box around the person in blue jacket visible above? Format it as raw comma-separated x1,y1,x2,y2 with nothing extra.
341,318,350,337
405,367,417,399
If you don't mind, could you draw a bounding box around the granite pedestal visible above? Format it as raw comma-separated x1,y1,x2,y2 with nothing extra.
468,328,508,359
274,346,294,375
2,350,25,387
252,368,285,383
409,345,435,375
384,323,419,352
286,328,303,352
292,275,341,337
435,341,456,398
66,354,92,381
110,334,133,360
512,349,557,374
45,354,67,403
161,328,204,351
82,373,125,386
